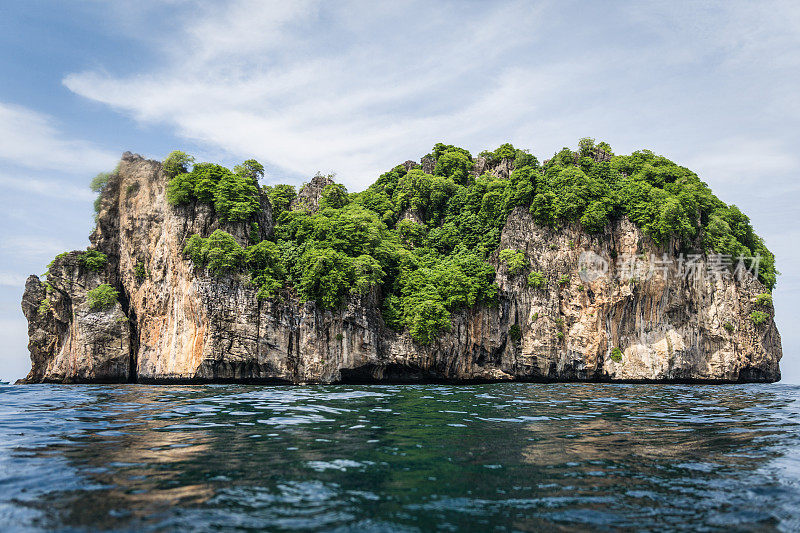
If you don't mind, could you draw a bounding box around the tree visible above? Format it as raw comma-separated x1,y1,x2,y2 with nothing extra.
527,270,545,288
494,143,516,161
183,230,245,277
214,168,261,221
319,183,349,210
163,150,194,176
234,159,265,181
264,184,297,220
299,247,352,309
434,150,472,184
166,171,196,205
578,137,596,157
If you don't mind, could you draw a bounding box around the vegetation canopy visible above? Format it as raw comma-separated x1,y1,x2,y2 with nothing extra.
171,139,775,344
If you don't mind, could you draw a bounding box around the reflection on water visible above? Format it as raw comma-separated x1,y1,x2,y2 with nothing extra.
1,383,799,531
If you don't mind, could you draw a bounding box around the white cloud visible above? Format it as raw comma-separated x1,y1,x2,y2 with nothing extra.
0,174,95,201
63,0,549,186
0,102,118,174
0,236,71,264
0,272,28,287
686,138,799,186
61,0,800,194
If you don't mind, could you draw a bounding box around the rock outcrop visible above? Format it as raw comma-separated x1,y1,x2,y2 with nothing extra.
19,152,782,384
290,173,334,214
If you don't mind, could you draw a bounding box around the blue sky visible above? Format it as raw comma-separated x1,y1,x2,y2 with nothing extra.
1,0,798,382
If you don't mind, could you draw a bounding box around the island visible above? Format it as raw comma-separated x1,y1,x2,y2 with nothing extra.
19,140,782,384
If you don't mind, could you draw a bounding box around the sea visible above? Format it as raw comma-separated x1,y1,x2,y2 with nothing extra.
1,383,799,532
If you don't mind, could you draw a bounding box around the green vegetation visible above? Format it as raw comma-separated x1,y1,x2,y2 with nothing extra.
134,261,147,281
90,171,113,193
184,230,245,277
527,270,545,288
509,324,522,344
79,250,107,272
37,297,51,316
611,347,623,362
319,183,349,210
165,154,261,222
723,321,735,333
246,239,285,298
750,310,768,325
530,140,776,288
479,143,539,169
755,293,773,306
499,249,526,275
163,150,195,176
87,284,118,311
172,139,777,345
90,169,117,219
264,184,297,219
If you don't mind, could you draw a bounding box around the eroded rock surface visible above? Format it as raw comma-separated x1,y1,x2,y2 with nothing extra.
20,153,782,383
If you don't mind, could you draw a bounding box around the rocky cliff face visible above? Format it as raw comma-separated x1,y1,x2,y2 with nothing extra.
20,152,782,383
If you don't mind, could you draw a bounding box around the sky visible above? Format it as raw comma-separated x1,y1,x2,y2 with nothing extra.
0,0,798,382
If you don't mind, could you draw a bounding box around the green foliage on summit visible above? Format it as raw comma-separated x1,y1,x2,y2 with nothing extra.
529,138,776,289
176,138,777,345
165,151,262,222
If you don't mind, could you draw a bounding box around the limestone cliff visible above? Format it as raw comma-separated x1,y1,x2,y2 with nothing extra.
20,152,782,383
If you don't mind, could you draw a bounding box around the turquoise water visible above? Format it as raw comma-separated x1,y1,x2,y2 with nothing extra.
1,383,799,531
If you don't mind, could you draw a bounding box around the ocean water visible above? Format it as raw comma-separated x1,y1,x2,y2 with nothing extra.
1,383,799,532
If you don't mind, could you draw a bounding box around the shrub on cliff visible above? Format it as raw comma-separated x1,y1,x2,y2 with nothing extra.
404,291,451,345
611,347,623,362
755,293,773,306
750,310,768,325
79,250,107,272
90,168,118,220
394,249,496,342
527,270,545,288
37,297,51,316
87,284,118,311
499,249,526,275
90,171,113,193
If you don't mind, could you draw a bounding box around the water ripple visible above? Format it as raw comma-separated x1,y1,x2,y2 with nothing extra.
0,383,799,531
